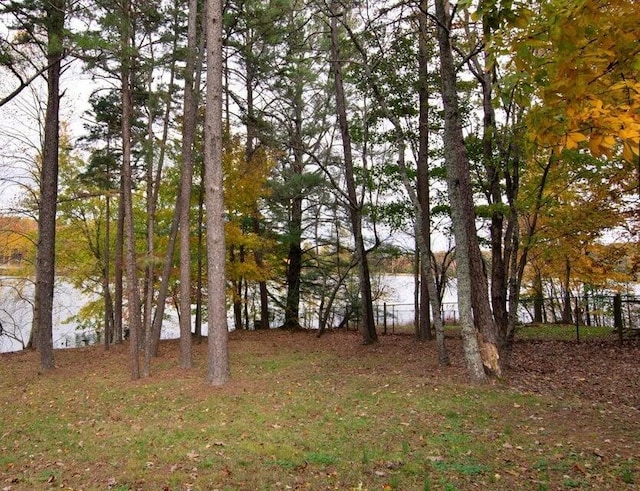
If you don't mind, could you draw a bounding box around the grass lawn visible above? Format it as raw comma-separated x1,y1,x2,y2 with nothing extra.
1,329,639,490
514,324,617,342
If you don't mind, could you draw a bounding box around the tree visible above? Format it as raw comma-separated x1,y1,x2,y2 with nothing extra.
327,0,452,363
1,0,70,370
328,0,377,345
204,0,230,386
514,0,640,162
265,1,329,331
0,5,50,108
37,0,65,370
433,0,493,381
416,0,433,342
522,149,633,320
81,90,125,348
224,136,276,330
139,1,183,376
177,0,202,369
56,126,114,344
119,0,143,380
452,0,530,363
0,216,36,269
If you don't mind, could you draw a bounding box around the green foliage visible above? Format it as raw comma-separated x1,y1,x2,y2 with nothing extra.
620,466,635,484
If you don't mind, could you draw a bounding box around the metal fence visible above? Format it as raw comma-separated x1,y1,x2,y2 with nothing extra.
372,294,640,337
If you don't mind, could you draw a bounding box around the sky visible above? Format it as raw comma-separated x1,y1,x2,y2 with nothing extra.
0,57,95,211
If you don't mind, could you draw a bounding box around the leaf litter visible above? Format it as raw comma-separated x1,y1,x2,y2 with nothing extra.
1,329,639,489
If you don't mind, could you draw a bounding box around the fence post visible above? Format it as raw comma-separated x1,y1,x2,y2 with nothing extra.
383,303,387,335
392,304,396,334
613,294,623,345
574,295,580,344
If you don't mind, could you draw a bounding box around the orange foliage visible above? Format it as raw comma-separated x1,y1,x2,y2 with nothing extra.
0,216,36,267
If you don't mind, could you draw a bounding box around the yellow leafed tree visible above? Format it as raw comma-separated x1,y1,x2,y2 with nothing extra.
514,0,640,160
0,216,36,270
223,136,276,328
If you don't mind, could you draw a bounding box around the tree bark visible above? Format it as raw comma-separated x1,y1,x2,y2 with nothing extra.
562,257,573,324
149,200,180,353
114,177,125,344
142,73,155,377
149,0,206,357
416,0,432,342
244,46,270,330
434,0,488,382
465,19,515,357
533,269,544,323
194,162,205,343
329,1,377,345
282,84,305,330
103,191,113,349
336,4,446,357
477,56,509,347
121,0,142,380
35,0,65,371
204,0,230,386
178,0,201,368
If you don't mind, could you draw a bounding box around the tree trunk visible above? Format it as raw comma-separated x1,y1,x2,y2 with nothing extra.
204,0,230,386
121,0,142,380
114,177,125,344
336,3,445,359
434,0,488,382
329,2,377,345
149,194,180,354
283,207,303,329
478,59,509,348
509,152,555,356
465,21,520,358
178,0,201,368
282,88,305,330
230,248,243,329
103,192,113,349
533,269,544,323
142,78,155,377
245,57,270,330
416,1,432,342
194,165,205,343
35,0,65,371
149,0,205,357
562,257,573,324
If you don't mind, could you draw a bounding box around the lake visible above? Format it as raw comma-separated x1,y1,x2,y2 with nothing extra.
0,274,458,353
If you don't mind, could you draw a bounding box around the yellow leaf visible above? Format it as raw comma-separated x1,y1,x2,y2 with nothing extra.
621,142,637,163
565,131,587,150
588,134,604,157
619,127,639,140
